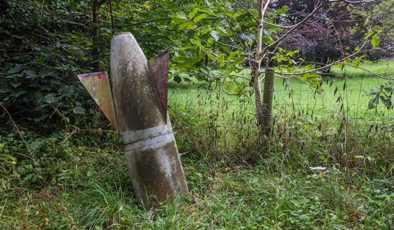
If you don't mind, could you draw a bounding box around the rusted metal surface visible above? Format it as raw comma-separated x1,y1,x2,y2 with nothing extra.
77,72,117,129
110,32,188,206
149,52,169,120
124,140,188,206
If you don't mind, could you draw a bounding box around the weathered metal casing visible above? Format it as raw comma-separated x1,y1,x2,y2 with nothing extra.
110,32,187,205
77,72,117,129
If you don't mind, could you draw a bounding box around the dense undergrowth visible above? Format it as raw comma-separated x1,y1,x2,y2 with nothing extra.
1,72,393,228
0,120,392,229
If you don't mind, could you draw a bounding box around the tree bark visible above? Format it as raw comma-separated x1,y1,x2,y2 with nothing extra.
261,66,275,136
251,0,271,135
91,0,104,71
252,60,264,132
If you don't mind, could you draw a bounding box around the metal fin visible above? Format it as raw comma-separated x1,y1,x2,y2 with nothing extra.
148,51,169,119
77,72,118,129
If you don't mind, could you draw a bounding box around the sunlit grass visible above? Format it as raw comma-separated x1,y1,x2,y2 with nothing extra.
331,59,394,78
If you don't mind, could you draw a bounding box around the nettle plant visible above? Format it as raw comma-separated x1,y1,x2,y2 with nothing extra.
170,0,387,137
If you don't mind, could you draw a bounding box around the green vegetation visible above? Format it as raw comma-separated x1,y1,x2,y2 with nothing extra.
1,62,393,229
1,0,393,228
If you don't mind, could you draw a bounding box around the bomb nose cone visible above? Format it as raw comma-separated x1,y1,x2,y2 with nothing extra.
110,32,165,134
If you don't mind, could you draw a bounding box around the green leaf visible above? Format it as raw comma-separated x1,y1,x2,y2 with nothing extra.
178,21,196,30
336,63,345,70
200,25,212,35
380,96,392,109
371,34,380,48
193,14,208,23
45,94,56,104
276,5,289,15
227,52,238,62
368,96,379,109
73,106,85,114
7,64,23,74
172,12,188,24
217,26,227,34
9,81,22,88
210,30,220,41
188,7,200,19
23,70,37,79
190,39,204,49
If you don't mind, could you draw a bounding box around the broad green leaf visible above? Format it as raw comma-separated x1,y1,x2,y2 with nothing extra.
193,14,208,23
172,12,188,24
188,7,200,19
227,52,238,62
371,34,380,47
179,21,196,30
190,39,204,49
200,25,212,35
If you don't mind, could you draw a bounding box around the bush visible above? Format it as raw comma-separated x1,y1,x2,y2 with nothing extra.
0,1,107,129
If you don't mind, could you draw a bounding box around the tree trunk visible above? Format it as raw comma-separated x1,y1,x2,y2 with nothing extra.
261,67,275,136
251,0,270,135
91,0,103,71
252,61,264,134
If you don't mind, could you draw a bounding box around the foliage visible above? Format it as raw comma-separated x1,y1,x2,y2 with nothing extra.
170,0,255,83
0,0,391,129
350,0,394,52
0,0,186,128
0,0,98,128
0,1,393,227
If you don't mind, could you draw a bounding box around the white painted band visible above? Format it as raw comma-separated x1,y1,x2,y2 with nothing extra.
124,132,174,152
121,124,172,145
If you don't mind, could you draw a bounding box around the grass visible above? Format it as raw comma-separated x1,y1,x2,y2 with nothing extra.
0,60,393,229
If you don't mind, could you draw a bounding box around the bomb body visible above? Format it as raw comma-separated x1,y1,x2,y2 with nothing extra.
110,33,187,205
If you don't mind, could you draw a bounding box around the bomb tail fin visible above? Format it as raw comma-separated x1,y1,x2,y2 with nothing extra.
77,72,118,129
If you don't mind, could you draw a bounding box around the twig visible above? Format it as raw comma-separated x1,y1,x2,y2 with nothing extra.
216,41,244,51
0,104,33,159
273,41,369,76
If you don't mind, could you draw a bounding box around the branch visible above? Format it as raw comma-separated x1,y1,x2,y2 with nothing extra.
303,60,394,80
216,41,244,51
234,1,258,21
329,0,377,4
0,104,33,159
273,41,369,76
235,0,294,29
257,0,271,53
114,17,172,28
323,15,345,58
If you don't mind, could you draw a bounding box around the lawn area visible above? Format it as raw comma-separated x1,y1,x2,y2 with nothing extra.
0,61,393,229
170,60,394,129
